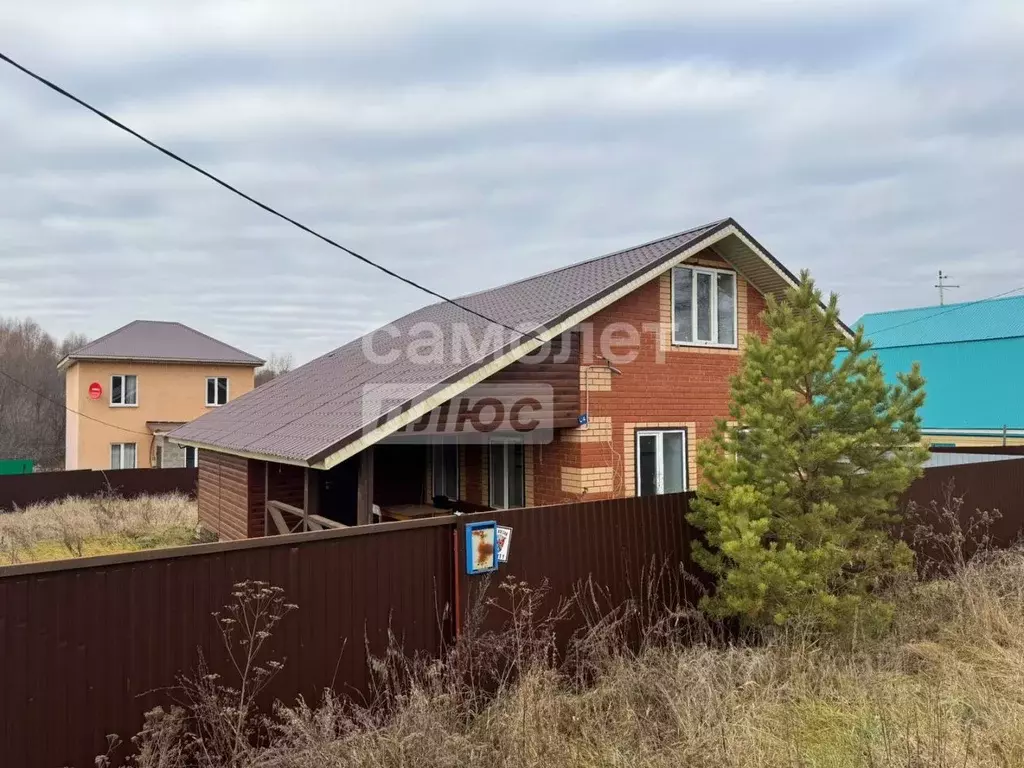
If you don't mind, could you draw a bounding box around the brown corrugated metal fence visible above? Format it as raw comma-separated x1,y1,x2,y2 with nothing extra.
0,492,694,768
0,516,457,768
0,467,197,512
5,459,1024,768
458,494,704,638
900,458,1024,558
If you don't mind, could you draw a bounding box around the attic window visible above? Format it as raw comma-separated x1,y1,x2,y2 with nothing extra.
672,266,737,347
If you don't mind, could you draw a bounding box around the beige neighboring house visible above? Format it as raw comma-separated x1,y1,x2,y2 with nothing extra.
59,321,264,470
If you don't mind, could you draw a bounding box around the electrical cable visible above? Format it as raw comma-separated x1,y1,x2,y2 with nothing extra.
0,50,544,345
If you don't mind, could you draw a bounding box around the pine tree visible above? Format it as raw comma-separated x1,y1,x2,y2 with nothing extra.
689,272,927,631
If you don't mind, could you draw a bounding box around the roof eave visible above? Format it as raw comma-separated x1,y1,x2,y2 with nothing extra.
184,219,850,468
59,354,265,368
168,436,312,468
311,220,849,468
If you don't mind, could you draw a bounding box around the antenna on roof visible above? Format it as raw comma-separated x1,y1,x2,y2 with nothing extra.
934,270,960,306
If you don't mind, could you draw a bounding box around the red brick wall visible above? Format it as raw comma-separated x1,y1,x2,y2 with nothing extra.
567,277,767,499
449,259,770,508
533,433,580,505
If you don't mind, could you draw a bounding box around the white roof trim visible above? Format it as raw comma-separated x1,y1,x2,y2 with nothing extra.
181,221,847,468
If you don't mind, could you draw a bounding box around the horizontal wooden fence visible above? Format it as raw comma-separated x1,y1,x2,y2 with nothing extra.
0,467,197,512
0,492,693,768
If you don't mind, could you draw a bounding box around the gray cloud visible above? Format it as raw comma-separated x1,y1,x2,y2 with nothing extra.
1,0,1021,362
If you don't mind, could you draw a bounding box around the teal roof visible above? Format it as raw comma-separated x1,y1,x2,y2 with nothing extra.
851,295,1024,434
857,294,1024,349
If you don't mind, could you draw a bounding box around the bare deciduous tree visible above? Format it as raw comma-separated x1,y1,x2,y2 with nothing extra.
0,317,87,469
255,353,293,388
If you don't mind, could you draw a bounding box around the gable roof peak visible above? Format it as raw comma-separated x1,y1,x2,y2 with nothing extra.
170,216,831,467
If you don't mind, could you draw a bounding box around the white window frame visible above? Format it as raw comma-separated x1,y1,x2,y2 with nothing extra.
670,265,739,348
489,436,526,510
431,440,460,499
110,374,138,407
206,376,229,407
110,442,137,470
635,429,688,496
184,446,198,468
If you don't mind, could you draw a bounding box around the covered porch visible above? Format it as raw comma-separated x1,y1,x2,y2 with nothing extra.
260,439,497,535
194,331,579,539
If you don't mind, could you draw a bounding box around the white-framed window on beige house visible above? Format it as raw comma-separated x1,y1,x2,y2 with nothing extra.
489,437,525,509
635,429,687,496
206,377,229,406
110,442,137,470
431,439,459,500
671,266,737,347
110,374,138,406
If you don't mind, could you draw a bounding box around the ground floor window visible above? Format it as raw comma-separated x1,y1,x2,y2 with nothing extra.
635,429,687,496
185,446,198,468
489,437,525,509
431,440,459,499
111,442,137,470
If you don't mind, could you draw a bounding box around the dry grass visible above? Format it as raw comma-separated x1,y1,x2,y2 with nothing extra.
123,550,1024,768
0,492,203,565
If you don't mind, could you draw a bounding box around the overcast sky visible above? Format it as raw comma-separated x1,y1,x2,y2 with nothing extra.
1,1,1022,363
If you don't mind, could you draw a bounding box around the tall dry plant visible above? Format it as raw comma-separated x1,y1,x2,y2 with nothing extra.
120,581,297,768
904,478,1004,577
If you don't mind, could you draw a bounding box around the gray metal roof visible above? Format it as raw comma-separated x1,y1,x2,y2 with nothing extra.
170,218,809,465
922,452,1024,469
60,321,264,368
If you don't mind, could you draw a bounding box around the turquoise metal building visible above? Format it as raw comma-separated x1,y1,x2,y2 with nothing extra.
854,295,1024,447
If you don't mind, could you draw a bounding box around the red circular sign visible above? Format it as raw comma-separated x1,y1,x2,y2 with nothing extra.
88,382,103,400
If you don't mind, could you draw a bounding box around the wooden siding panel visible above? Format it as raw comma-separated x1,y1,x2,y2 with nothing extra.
401,332,582,434
267,462,305,508
248,459,266,538
197,450,250,540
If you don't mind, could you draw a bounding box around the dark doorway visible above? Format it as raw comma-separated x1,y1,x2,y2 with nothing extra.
318,455,359,526
374,443,427,507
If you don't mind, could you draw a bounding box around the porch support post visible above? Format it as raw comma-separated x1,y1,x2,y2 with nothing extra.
303,467,320,518
356,447,375,525
263,461,270,537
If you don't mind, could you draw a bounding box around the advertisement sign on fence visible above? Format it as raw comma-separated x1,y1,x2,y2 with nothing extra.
465,521,499,574
496,525,512,563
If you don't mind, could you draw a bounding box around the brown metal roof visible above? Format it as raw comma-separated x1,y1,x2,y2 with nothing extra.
59,321,264,368
170,218,822,465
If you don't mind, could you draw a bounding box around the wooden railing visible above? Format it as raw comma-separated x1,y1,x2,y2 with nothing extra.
265,499,347,535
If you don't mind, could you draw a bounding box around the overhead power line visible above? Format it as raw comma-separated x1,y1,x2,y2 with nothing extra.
0,368,153,437
5,49,1024,435
0,50,541,344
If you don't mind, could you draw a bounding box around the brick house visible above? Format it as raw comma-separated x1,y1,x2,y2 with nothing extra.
170,218,849,539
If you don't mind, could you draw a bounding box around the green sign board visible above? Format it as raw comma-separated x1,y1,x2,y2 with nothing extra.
0,459,34,476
